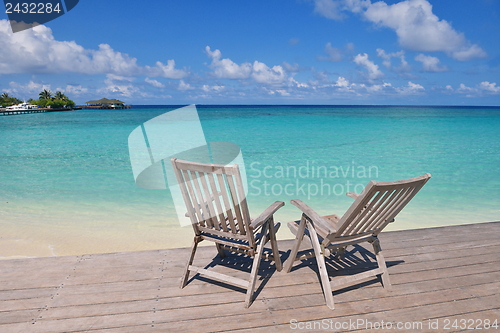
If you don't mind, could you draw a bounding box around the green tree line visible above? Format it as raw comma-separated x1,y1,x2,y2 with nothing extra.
0,93,22,107
1,90,76,108
29,89,76,108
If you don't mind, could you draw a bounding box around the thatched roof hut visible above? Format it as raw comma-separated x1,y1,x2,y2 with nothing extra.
85,98,125,106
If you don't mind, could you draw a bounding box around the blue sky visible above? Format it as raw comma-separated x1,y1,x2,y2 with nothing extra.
0,0,499,105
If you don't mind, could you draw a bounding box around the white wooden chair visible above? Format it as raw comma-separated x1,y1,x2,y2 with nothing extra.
284,174,431,309
171,158,283,308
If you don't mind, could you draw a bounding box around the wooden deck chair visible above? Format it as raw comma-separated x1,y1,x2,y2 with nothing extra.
171,158,284,308
284,173,431,309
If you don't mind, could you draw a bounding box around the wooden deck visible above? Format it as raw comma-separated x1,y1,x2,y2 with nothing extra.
1,222,499,332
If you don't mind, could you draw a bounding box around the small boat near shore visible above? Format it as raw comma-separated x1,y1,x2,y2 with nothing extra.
5,101,40,111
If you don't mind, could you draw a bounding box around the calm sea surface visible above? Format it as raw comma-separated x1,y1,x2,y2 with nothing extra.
1,105,499,257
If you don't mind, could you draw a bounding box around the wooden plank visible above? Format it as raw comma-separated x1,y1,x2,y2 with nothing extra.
0,222,498,333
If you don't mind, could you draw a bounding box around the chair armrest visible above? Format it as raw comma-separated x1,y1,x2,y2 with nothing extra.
290,199,336,235
346,192,359,200
250,201,285,229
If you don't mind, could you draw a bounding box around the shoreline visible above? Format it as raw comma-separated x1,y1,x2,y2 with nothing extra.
1,209,495,260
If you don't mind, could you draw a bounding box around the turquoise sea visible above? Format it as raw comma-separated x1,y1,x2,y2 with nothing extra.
1,105,499,258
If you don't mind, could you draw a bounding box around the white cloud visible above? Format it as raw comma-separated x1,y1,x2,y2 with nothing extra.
282,61,302,72
318,42,355,62
312,0,486,61
457,81,500,96
58,84,88,95
396,81,425,94
457,83,475,94
479,81,500,94
289,78,309,88
251,61,287,85
335,76,351,88
202,84,225,92
145,77,165,88
353,53,384,80
4,80,50,96
276,89,291,96
376,49,411,72
414,54,449,72
321,42,343,62
312,0,345,20
205,46,288,85
145,60,187,79
205,46,252,79
98,74,140,97
0,20,187,78
178,80,194,91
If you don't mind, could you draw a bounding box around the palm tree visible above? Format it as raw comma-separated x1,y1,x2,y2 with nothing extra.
39,89,53,100
54,91,68,100
1,93,9,100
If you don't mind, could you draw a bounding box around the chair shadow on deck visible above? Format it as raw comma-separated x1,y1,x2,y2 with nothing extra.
283,244,404,296
186,247,286,301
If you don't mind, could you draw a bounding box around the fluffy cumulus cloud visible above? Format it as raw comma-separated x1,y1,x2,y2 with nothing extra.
353,53,384,80
251,62,287,85
205,46,288,85
312,0,487,61
0,20,187,78
205,46,252,79
414,54,449,72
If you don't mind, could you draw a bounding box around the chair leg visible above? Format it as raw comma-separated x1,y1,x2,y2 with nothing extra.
245,223,268,308
180,237,200,289
372,238,392,291
284,214,307,273
215,243,226,258
308,221,334,310
336,246,347,260
267,217,282,272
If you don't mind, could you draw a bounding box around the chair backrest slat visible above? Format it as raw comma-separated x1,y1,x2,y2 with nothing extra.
330,174,430,242
373,185,418,232
172,158,252,242
226,173,247,235
216,173,238,233
346,189,388,235
198,170,221,230
207,173,227,232
181,169,206,227
190,170,217,229
360,189,397,233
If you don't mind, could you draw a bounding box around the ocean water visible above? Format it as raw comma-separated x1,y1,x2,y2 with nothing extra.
1,105,499,258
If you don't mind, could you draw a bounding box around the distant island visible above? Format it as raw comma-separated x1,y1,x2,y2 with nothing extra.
83,98,130,109
1,92,130,116
1,89,76,110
